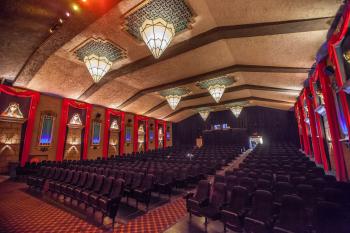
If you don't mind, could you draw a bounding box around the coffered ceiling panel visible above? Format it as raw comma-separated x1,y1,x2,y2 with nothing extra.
27,55,92,99
226,30,327,68
206,0,339,26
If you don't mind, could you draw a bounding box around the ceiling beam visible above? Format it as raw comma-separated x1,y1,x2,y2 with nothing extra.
118,64,308,109
163,97,294,119
77,17,330,100
143,84,299,115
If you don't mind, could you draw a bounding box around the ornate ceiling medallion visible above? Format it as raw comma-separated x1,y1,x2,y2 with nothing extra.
123,0,194,58
74,38,127,83
197,107,212,121
159,87,191,110
197,76,235,103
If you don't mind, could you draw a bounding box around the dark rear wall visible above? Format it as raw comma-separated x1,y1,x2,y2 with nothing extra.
173,106,299,146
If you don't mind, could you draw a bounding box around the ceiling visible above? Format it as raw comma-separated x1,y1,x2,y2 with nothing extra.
2,0,342,122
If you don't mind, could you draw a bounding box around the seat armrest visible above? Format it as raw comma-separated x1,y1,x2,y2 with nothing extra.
183,192,194,199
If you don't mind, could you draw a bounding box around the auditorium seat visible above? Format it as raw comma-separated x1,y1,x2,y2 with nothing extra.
199,182,227,227
185,180,210,219
244,190,274,233
312,201,346,233
98,178,125,229
89,176,114,210
134,174,155,210
221,186,249,232
81,174,104,205
272,195,306,233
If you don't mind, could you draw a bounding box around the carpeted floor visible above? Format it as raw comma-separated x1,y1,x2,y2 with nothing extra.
0,181,186,233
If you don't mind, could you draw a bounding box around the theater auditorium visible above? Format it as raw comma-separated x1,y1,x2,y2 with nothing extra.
0,1,350,232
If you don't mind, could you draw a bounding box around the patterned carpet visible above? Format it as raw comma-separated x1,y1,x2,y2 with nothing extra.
0,181,187,233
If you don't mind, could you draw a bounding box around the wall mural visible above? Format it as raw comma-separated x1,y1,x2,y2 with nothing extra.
109,119,120,156
138,124,145,152
64,113,84,160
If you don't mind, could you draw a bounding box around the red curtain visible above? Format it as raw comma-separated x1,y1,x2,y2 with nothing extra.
297,99,311,155
328,2,350,135
309,73,330,171
319,61,348,181
0,85,40,166
294,104,304,151
103,108,125,158
302,88,322,164
133,115,149,153
56,99,92,161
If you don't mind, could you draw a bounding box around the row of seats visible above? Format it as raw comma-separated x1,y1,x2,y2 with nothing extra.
185,143,350,233
26,144,243,229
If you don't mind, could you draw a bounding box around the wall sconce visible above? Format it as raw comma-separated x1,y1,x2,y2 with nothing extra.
343,50,350,63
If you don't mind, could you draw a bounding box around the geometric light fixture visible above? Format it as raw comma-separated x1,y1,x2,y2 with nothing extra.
159,87,191,110
229,105,243,118
197,107,211,121
197,76,235,103
74,38,127,83
140,18,175,59
123,0,194,58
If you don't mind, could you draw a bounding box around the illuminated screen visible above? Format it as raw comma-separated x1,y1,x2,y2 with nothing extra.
40,116,54,145
125,127,132,142
92,122,101,145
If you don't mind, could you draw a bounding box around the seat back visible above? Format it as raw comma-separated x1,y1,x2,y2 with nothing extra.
249,190,273,221
100,177,114,196
141,174,154,190
92,174,104,192
194,180,210,202
71,171,81,185
256,179,271,191
64,170,74,183
312,201,345,233
278,195,305,232
211,182,226,210
132,172,144,188
297,184,315,207
275,182,294,202
239,177,255,193
110,178,125,199
229,186,248,212
77,172,88,187
124,172,134,186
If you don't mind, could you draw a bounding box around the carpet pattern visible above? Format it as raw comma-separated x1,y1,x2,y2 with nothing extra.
0,181,186,233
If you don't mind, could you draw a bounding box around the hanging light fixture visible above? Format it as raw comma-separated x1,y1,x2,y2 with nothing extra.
140,18,175,59
230,106,243,118
159,87,191,110
165,95,181,110
75,38,127,83
83,54,112,83
197,108,211,121
197,76,235,103
199,111,210,121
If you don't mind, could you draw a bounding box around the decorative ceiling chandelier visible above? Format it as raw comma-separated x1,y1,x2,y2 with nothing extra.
159,87,191,110
140,18,175,59
75,38,127,83
229,106,243,118
197,108,211,121
197,76,235,103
